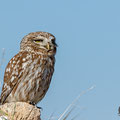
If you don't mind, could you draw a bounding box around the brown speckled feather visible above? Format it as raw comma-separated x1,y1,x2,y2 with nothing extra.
0,31,56,104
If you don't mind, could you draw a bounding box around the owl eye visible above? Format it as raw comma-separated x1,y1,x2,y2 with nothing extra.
34,39,44,43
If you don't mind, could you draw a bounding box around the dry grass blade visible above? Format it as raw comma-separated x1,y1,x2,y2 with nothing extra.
0,48,5,69
48,112,55,120
70,112,81,120
58,85,96,120
0,48,5,87
62,107,75,120
0,109,8,116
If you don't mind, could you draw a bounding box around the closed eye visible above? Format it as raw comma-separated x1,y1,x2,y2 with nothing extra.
34,39,44,43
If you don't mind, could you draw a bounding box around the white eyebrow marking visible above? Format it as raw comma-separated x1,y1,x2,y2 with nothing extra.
49,36,54,40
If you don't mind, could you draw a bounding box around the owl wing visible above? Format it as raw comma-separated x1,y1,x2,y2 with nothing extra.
0,51,30,104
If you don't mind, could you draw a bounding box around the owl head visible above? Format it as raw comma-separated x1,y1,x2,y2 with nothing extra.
20,31,57,56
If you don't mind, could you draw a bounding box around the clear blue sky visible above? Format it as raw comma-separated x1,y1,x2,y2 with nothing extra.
0,0,120,120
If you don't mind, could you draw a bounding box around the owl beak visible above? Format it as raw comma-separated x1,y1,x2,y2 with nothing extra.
46,43,50,50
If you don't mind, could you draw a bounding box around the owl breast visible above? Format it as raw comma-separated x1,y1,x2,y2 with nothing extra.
4,51,55,104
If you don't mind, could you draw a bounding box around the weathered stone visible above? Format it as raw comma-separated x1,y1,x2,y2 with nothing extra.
0,102,41,120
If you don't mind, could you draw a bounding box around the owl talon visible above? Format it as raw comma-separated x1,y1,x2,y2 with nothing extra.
29,101,36,106
36,106,43,110
29,102,43,110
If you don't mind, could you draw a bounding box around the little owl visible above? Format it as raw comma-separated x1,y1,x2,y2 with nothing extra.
0,31,57,105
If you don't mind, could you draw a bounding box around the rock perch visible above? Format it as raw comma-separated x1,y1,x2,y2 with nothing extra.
0,102,41,120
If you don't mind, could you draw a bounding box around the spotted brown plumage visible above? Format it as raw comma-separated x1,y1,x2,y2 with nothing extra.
0,31,57,104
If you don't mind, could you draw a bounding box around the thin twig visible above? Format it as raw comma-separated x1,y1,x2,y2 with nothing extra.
58,85,96,120
62,107,75,120
0,48,5,69
48,112,55,120
12,103,16,120
71,112,81,120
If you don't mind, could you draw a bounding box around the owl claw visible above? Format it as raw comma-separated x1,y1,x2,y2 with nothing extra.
36,106,43,110
29,101,36,105
29,101,43,110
